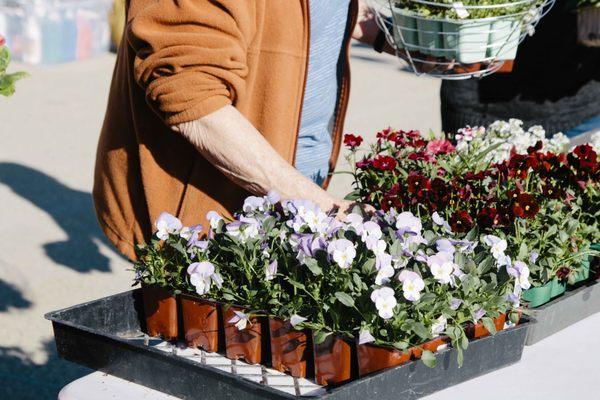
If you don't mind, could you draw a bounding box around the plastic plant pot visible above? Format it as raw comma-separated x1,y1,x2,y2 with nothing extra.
222,306,265,365
522,281,552,308
443,19,492,63
357,343,411,377
392,7,418,50
487,17,521,60
141,283,178,341
417,17,445,56
578,7,600,47
465,314,507,339
410,336,448,359
313,333,354,386
180,294,220,352
268,317,311,378
550,277,567,299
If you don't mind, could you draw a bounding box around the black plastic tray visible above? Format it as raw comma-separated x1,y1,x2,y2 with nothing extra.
46,289,530,400
526,280,600,345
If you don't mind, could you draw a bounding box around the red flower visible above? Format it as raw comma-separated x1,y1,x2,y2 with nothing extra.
356,157,372,169
376,128,392,140
0,35,5,47
494,204,514,226
556,266,571,280
408,151,435,163
507,189,521,203
372,155,397,171
430,178,450,206
477,207,498,229
512,193,539,219
568,144,598,179
343,134,363,149
426,139,456,156
407,172,431,199
450,210,473,233
382,193,403,211
527,141,543,154
508,154,530,180
542,184,563,200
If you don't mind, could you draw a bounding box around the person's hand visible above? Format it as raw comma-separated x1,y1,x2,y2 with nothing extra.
330,198,376,220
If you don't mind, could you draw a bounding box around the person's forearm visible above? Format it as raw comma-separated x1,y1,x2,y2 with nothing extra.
175,106,340,211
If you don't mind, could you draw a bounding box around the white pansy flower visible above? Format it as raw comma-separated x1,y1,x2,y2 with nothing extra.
359,329,376,345
398,270,425,302
290,314,307,327
431,315,447,336
427,253,454,284
327,239,356,269
155,212,183,240
187,261,222,295
483,235,508,260
228,310,251,331
265,260,278,281
395,211,422,235
370,287,397,320
206,211,223,230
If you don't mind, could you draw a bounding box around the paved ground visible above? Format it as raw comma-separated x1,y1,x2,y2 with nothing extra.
0,42,599,400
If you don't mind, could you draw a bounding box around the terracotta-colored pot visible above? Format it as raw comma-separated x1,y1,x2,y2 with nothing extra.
453,62,482,74
466,314,506,339
222,306,265,365
269,318,311,378
411,336,448,359
313,333,354,387
357,343,411,377
181,294,220,353
496,60,514,73
141,284,178,340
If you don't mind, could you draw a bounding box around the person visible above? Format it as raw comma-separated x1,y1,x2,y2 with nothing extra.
93,0,386,259
440,0,600,137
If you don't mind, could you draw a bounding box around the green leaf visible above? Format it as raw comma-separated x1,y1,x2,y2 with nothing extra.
421,350,437,368
313,330,331,345
411,322,430,340
287,278,306,290
465,225,479,242
334,292,355,307
344,190,361,201
0,46,9,72
482,317,497,335
304,258,322,276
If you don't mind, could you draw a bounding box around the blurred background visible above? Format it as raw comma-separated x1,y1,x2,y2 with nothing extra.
0,1,598,399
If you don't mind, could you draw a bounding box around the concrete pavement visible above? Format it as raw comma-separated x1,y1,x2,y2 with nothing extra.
0,42,599,400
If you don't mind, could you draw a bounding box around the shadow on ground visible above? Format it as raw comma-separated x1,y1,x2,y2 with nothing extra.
0,340,91,400
0,278,31,312
0,162,116,273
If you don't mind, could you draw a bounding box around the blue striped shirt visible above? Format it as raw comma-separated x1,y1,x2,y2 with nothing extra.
295,0,351,185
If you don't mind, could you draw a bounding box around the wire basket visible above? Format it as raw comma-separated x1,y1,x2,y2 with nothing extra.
368,0,556,79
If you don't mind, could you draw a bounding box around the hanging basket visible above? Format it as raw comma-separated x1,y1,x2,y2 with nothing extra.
371,0,556,79
577,6,600,47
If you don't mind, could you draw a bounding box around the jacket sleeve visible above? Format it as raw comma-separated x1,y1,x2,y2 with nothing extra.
128,0,254,126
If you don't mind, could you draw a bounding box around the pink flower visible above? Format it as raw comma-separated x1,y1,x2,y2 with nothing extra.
426,139,455,156
0,35,5,47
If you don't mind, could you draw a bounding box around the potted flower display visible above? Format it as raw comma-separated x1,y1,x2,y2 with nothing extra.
134,213,191,340
134,186,527,387
390,0,545,70
345,120,600,310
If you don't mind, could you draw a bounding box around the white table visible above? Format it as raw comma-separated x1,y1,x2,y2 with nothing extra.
59,372,181,400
